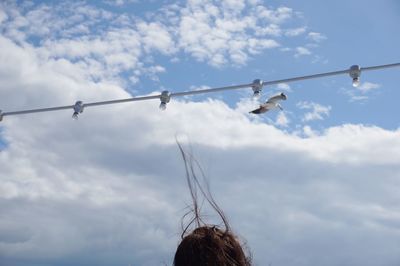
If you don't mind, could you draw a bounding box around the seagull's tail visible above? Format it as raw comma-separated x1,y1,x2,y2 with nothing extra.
249,109,262,114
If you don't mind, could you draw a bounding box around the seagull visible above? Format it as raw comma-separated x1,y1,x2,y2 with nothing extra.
249,92,287,114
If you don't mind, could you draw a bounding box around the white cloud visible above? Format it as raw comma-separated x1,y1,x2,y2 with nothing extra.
285,26,307,37
248,38,280,54
137,21,176,54
275,111,290,127
295,46,311,57
351,95,369,102
189,85,212,91
0,1,310,70
41,29,144,82
276,83,292,92
0,8,8,24
358,82,381,93
221,0,246,11
342,82,382,102
256,6,293,24
171,1,299,67
297,101,332,122
103,0,138,6
255,23,282,36
302,125,317,137
0,2,161,85
308,31,327,42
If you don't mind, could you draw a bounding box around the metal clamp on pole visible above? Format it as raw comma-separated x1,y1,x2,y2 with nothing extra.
251,79,263,99
72,101,84,119
159,91,171,110
349,65,361,87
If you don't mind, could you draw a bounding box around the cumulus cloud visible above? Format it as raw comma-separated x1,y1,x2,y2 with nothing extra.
0,0,313,78
288,31,326,59
280,30,327,59
308,31,327,42
295,46,312,57
297,101,332,122
285,26,307,37
276,83,292,92
136,21,176,54
302,125,318,137
170,1,299,66
0,8,7,24
342,82,382,102
275,111,290,127
0,2,172,86
103,0,138,6
256,6,294,24
358,82,381,93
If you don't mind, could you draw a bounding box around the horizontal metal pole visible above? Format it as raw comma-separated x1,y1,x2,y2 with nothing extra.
263,69,350,86
3,105,74,117
361,62,400,72
83,95,161,107
1,62,399,121
171,83,253,97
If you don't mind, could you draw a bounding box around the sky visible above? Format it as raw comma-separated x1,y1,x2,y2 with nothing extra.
0,0,400,265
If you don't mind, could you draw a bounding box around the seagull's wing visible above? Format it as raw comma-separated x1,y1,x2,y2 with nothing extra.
266,93,287,104
249,105,269,114
250,93,287,114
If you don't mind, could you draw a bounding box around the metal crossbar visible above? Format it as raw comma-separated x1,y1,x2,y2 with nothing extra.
1,63,399,122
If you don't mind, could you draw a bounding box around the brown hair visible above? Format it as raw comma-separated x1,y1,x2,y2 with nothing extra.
174,143,251,266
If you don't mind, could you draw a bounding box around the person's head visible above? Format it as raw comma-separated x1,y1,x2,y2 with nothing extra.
174,225,250,266
174,143,251,266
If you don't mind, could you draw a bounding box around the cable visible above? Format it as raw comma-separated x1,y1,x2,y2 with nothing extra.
0,63,399,121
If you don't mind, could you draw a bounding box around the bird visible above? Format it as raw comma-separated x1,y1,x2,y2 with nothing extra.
249,92,287,114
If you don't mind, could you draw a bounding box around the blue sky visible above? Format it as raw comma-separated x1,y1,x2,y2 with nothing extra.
0,1,400,266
